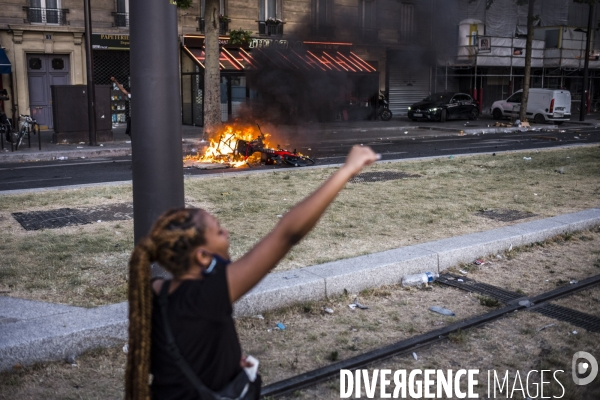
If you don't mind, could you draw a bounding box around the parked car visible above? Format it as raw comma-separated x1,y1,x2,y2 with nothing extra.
490,88,571,124
407,92,479,122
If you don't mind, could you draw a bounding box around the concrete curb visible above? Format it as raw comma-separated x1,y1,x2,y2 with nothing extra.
2,208,598,370
0,298,127,371
0,140,205,163
233,208,600,316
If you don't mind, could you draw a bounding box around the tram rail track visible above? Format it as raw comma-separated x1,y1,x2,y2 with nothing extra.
260,273,600,398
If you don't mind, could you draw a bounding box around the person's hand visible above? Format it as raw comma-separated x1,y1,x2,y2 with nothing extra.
240,355,254,368
341,145,379,177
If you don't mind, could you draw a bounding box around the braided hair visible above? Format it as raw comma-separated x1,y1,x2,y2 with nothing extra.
125,208,208,400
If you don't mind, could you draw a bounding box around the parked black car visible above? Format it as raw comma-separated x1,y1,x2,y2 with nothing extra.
407,92,479,122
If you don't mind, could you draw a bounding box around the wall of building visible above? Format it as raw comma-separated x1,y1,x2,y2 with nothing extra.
1,0,408,122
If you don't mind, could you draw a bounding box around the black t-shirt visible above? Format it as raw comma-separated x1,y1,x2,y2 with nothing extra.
150,262,242,400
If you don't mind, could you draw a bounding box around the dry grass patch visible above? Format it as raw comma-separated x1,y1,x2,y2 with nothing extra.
1,228,599,398
0,146,599,306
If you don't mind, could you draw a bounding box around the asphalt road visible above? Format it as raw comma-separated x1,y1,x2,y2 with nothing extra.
0,124,598,192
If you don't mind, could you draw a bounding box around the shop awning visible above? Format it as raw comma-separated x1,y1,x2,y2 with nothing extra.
182,40,377,73
0,48,11,74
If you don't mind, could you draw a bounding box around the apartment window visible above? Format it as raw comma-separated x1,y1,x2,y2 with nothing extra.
400,2,414,40
359,0,377,42
259,0,279,21
259,0,283,35
313,0,333,37
114,0,129,28
28,0,65,25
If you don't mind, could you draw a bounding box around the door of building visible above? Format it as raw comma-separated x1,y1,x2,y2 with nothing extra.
27,54,70,129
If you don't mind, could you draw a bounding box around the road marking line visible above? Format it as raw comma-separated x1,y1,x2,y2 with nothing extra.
0,160,130,171
1,177,73,184
438,144,513,151
317,151,407,160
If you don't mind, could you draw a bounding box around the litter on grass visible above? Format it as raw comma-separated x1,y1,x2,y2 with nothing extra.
353,298,369,309
537,323,556,332
429,306,455,316
322,307,334,314
276,323,286,330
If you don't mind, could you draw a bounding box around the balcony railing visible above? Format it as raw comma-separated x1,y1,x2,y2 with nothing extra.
23,6,68,25
360,28,379,43
197,18,229,35
112,12,129,28
310,24,335,39
258,22,283,36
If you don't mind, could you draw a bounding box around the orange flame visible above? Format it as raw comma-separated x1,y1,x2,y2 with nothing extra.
185,124,273,168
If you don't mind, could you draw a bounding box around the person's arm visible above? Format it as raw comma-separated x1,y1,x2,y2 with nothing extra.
110,77,129,96
226,145,379,302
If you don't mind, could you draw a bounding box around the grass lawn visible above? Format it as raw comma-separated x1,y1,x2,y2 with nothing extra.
0,145,598,306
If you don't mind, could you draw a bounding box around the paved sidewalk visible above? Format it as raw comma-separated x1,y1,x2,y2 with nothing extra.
1,208,599,371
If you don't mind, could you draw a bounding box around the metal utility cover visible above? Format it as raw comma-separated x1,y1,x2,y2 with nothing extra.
12,203,133,230
477,209,537,222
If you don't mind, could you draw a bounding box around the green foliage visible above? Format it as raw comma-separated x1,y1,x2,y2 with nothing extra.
173,0,193,9
327,350,339,362
229,29,253,46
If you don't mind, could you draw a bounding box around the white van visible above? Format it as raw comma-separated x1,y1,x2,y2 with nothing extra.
491,89,571,124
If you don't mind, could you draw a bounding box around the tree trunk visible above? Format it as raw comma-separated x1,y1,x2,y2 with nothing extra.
203,0,221,137
519,0,535,122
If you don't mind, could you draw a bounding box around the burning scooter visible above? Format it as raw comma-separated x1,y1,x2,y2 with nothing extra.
235,125,315,167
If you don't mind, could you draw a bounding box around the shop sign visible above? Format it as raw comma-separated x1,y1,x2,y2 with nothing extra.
248,39,303,50
92,34,130,50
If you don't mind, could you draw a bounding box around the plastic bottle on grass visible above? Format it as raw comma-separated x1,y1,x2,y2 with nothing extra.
402,272,439,287
429,306,455,316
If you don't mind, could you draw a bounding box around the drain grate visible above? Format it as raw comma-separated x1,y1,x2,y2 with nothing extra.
438,274,522,303
438,274,600,333
477,209,537,222
12,203,133,231
349,171,420,184
533,304,600,333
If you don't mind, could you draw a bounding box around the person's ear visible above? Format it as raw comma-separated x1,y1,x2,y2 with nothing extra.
194,248,212,268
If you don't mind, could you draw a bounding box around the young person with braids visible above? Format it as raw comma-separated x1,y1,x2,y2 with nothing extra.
125,145,379,400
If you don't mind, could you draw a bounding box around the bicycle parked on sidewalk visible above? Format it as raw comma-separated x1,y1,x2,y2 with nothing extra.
13,115,38,150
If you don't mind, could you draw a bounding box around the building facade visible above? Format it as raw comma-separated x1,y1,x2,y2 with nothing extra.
1,0,421,129
5,0,594,129
430,0,600,117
